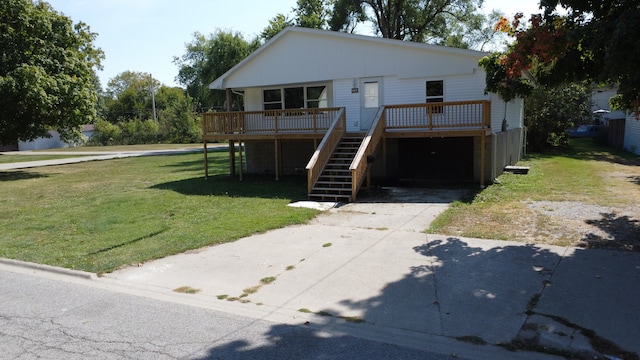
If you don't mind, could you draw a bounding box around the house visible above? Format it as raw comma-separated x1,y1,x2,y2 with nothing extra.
203,27,524,201
18,125,95,151
624,114,640,155
591,86,640,154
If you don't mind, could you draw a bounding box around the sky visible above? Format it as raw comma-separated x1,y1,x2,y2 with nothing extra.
45,0,545,89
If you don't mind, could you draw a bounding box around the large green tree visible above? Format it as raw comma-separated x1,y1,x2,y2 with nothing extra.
0,0,103,144
104,71,160,123
483,0,640,114
329,0,484,42
174,30,259,112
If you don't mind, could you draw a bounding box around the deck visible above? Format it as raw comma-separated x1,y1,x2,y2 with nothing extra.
202,101,491,141
202,100,492,200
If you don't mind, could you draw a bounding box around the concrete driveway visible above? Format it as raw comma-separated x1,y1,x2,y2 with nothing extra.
105,187,640,359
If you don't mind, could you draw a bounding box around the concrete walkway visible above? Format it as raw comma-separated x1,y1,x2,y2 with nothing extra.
0,146,209,170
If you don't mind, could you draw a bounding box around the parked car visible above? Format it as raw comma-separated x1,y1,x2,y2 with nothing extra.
566,125,600,138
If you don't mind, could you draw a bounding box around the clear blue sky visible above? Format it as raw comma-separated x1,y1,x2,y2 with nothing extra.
45,0,544,89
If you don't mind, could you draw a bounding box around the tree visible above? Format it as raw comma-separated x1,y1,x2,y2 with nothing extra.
174,30,259,112
329,0,483,42
104,71,159,123
524,82,591,151
294,0,330,29
443,10,507,51
0,0,104,144
483,0,640,115
261,0,331,43
260,14,294,42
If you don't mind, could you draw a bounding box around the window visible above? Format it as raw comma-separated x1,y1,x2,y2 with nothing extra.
306,86,327,108
263,89,282,110
426,80,444,113
263,85,328,110
364,82,379,108
284,87,304,109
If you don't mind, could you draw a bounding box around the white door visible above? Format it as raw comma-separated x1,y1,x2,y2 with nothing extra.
360,78,382,131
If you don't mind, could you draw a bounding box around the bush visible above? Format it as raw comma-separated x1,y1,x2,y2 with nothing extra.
91,119,122,146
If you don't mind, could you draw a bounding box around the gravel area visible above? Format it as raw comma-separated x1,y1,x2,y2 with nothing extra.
527,200,639,251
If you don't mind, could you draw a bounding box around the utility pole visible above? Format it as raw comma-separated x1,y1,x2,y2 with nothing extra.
150,73,157,123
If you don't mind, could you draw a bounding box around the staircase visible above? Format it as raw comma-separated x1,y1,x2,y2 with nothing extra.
308,135,364,202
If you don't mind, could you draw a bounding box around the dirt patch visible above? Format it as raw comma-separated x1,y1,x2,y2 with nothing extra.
527,201,640,251
429,154,640,250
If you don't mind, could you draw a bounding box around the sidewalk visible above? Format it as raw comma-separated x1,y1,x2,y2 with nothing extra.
103,187,640,360
0,146,210,170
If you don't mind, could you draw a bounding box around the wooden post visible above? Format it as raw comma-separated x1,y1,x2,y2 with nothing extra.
274,139,280,181
239,141,244,182
480,132,486,188
204,140,209,180
226,88,235,177
229,140,235,177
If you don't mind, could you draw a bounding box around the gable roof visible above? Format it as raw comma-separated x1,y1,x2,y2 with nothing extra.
209,27,488,90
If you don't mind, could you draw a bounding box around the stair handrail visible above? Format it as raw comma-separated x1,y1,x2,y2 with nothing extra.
349,107,386,201
306,108,346,195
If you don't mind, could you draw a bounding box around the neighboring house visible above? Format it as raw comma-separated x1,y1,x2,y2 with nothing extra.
18,125,95,151
624,114,640,155
591,86,640,154
591,86,626,123
203,27,524,201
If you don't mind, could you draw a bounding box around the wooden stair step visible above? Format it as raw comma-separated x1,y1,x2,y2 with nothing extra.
313,188,351,192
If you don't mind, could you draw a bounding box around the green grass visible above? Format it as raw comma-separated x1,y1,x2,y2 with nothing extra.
0,151,318,273
260,276,276,284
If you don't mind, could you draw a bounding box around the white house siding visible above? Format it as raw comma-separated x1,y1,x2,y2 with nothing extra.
19,131,69,151
624,114,640,155
383,76,424,105
333,79,361,132
243,89,262,111
212,28,484,90
444,70,487,102
489,96,523,133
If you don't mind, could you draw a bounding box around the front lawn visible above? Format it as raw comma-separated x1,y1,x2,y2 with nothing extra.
0,150,317,273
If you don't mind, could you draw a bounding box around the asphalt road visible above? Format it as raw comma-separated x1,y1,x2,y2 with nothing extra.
0,269,458,360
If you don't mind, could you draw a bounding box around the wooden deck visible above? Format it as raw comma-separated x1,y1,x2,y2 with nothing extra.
202,100,492,199
202,101,491,140
202,108,343,141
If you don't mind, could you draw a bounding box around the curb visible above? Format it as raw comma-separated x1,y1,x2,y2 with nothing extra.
0,257,96,280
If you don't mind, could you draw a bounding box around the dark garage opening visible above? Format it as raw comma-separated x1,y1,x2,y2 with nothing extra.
396,137,474,183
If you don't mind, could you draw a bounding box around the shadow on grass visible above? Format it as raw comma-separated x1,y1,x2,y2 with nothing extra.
89,229,168,255
150,174,309,201
581,213,640,251
0,171,49,182
629,175,640,186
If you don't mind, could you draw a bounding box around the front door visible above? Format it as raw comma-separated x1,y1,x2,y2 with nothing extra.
360,78,382,131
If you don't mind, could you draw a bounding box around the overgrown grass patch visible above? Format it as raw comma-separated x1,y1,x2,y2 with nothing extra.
0,151,318,273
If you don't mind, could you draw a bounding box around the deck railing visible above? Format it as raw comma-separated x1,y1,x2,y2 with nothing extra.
203,108,343,135
384,100,491,130
305,108,346,194
349,107,386,201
